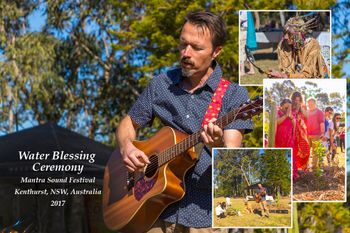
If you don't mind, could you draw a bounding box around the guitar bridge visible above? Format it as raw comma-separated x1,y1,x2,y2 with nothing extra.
126,172,135,191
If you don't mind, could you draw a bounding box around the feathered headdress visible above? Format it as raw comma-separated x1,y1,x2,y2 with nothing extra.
283,14,320,49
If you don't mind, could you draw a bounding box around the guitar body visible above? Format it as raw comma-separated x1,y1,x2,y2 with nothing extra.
102,97,263,232
103,127,198,233
255,193,262,203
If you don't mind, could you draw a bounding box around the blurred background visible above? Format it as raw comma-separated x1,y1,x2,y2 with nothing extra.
0,0,349,232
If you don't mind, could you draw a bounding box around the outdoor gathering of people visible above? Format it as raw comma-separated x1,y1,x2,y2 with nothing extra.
274,91,344,180
215,183,271,220
240,11,330,85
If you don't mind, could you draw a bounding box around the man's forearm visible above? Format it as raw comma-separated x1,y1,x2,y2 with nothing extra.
117,115,138,149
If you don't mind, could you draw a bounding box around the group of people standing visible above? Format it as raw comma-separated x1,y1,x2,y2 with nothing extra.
274,92,343,179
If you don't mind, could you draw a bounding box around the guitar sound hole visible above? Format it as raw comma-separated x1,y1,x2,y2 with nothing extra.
144,155,158,178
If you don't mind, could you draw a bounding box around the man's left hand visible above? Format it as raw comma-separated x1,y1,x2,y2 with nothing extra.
267,69,288,78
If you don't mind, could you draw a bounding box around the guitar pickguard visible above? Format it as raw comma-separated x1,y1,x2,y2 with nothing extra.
133,173,158,201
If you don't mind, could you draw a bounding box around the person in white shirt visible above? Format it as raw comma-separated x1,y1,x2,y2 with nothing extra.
225,197,231,206
215,202,225,218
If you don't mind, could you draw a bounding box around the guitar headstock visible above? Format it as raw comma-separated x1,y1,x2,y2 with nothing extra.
236,96,263,120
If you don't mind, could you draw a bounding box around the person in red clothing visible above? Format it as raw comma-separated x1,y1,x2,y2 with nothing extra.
291,92,310,180
306,97,325,170
275,98,295,148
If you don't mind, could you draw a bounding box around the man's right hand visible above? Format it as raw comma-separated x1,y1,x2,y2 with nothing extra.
120,141,150,172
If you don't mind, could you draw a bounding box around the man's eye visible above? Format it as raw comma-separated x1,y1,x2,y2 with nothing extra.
179,43,187,49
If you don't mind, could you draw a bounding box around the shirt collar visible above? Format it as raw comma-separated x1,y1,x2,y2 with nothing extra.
174,61,223,92
205,61,223,92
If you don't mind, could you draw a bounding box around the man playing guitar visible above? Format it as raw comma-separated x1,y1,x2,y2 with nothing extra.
117,11,253,233
256,183,269,218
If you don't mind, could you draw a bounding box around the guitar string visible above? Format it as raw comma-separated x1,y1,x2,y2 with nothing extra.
143,103,262,174
156,104,250,166
142,104,262,175
144,104,262,174
143,108,261,176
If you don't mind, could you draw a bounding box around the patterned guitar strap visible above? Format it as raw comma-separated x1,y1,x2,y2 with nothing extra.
201,78,231,128
195,78,230,161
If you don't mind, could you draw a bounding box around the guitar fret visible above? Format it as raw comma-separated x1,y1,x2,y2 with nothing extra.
155,98,262,168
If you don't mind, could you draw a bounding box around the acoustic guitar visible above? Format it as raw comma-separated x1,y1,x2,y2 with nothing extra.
103,97,263,233
255,192,262,203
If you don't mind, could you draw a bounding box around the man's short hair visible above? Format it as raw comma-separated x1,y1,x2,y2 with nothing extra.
307,97,316,103
325,106,333,113
184,11,226,49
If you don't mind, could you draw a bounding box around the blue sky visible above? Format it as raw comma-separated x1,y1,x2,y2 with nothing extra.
28,3,46,32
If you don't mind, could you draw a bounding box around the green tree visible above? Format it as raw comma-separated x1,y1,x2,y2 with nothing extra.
329,92,344,113
265,80,297,112
214,149,260,197
259,149,291,196
299,81,321,99
332,2,350,78
298,203,350,232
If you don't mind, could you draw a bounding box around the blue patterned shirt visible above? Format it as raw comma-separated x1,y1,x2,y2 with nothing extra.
128,62,253,227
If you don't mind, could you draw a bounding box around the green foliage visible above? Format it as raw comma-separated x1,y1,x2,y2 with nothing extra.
226,206,241,216
313,140,327,189
214,149,290,198
298,203,350,232
332,2,350,78
214,149,260,197
259,149,291,196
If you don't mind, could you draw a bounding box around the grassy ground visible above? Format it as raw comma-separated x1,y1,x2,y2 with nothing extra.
239,48,279,86
213,197,292,228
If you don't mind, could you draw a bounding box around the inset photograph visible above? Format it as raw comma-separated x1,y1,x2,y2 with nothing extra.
264,79,346,201
239,10,331,85
212,148,292,228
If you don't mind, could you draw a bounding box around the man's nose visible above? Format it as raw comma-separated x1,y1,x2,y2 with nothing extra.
182,45,192,57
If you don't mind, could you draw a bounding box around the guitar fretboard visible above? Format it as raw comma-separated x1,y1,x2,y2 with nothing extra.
157,100,260,167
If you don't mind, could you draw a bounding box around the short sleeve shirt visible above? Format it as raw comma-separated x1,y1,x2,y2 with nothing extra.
306,108,325,136
258,187,267,201
128,62,253,227
325,120,334,139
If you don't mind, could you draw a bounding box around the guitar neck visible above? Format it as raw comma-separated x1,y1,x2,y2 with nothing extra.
157,102,255,167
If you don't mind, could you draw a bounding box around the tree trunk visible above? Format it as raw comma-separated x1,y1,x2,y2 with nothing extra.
268,102,277,147
240,165,251,186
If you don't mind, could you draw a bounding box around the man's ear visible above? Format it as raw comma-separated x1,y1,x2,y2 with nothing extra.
212,46,222,60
